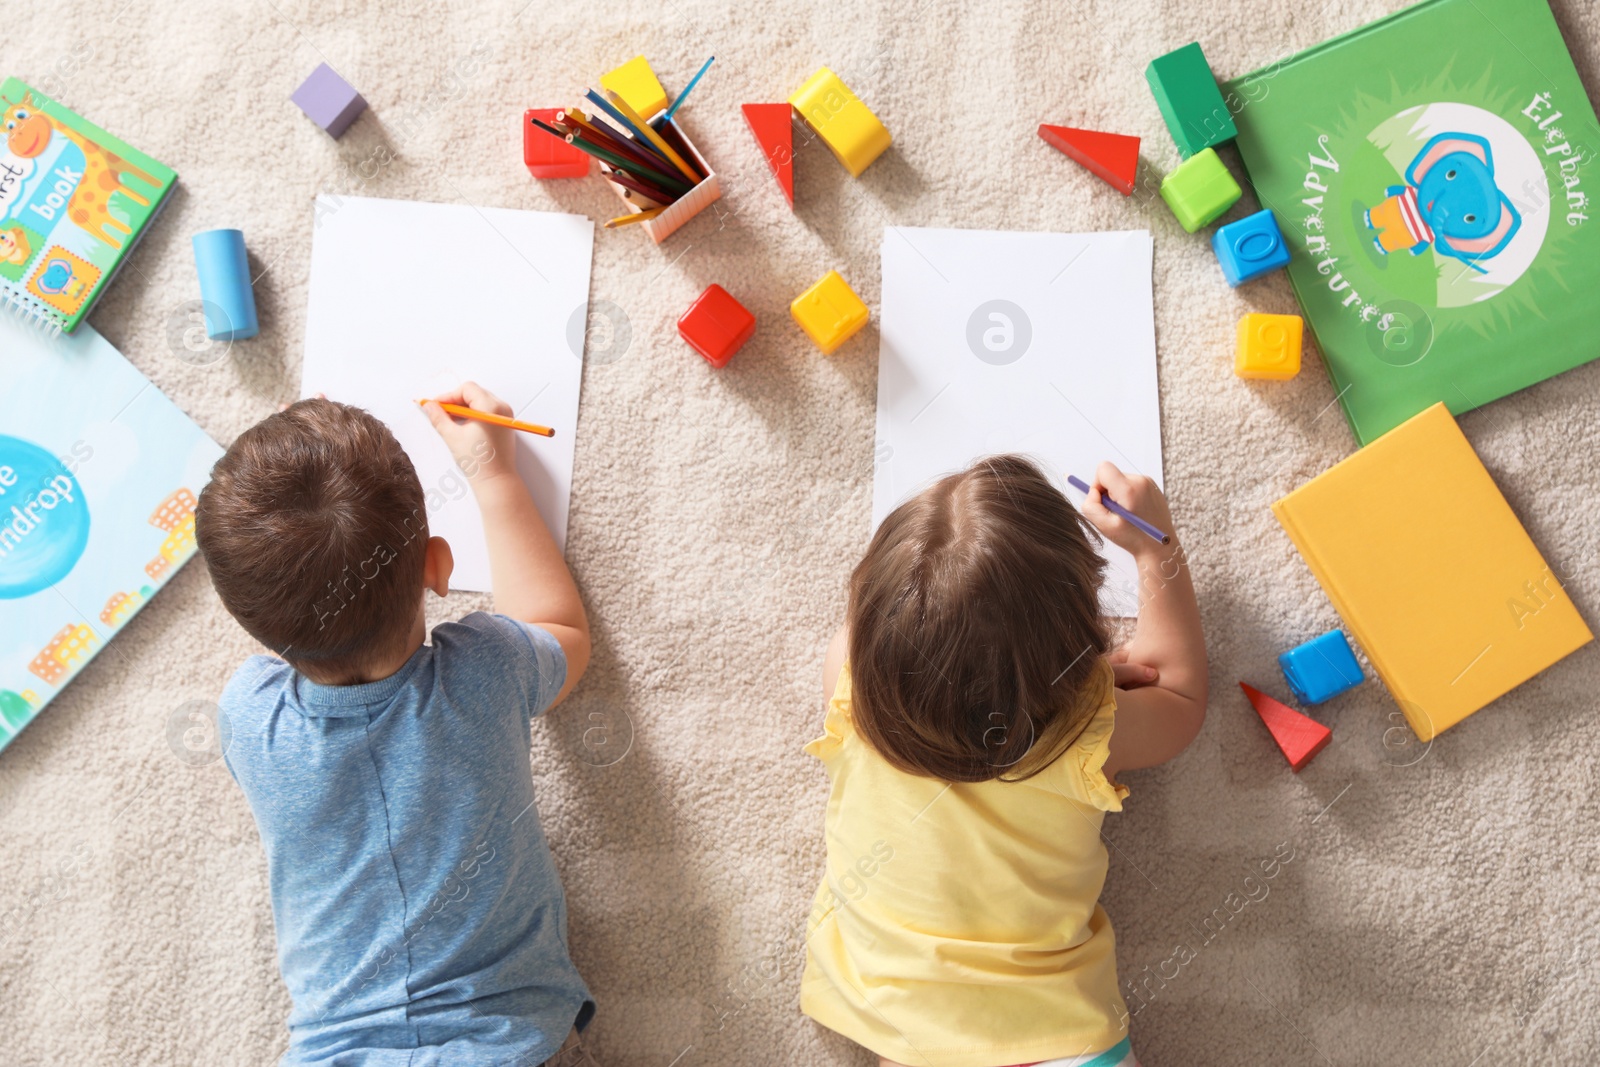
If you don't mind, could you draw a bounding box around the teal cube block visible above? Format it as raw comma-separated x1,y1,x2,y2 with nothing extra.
1159,149,1241,232
1278,630,1364,704
1146,42,1236,158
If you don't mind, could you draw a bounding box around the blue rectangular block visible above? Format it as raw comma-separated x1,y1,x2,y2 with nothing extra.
1213,208,1291,286
1278,630,1364,704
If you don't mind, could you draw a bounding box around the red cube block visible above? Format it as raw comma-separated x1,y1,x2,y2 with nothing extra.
678,284,756,368
523,108,589,179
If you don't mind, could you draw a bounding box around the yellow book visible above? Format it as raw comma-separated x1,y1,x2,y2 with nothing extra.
1272,403,1591,742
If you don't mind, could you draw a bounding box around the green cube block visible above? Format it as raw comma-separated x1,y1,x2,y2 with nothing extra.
1160,149,1241,232
1146,42,1236,158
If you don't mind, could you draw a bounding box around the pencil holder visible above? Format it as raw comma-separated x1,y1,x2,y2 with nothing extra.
605,114,720,244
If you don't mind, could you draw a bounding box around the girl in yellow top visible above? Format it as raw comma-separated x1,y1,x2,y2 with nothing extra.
802,456,1208,1067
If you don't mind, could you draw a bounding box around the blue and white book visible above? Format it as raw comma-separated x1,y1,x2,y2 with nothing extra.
0,315,221,751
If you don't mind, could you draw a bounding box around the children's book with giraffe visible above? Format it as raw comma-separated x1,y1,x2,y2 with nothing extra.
0,313,221,754
0,78,176,334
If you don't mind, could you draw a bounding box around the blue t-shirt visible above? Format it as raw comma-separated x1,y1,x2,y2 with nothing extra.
220,612,593,1066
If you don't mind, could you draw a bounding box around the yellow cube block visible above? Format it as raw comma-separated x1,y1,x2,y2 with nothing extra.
1235,313,1303,379
792,270,869,354
789,67,891,177
601,56,669,120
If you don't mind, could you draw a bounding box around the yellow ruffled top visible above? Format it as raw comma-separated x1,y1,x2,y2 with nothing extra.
800,659,1131,1067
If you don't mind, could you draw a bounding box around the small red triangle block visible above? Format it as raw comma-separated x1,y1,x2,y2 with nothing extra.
1038,124,1140,196
742,103,794,207
1240,683,1331,772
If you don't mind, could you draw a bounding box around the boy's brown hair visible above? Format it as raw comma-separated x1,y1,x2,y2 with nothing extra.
195,399,428,678
847,455,1111,783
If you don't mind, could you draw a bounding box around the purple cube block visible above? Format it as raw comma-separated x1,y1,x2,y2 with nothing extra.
291,63,366,139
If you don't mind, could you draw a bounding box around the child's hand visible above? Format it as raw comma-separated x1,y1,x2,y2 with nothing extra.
1080,461,1175,557
422,384,590,706
1107,647,1159,688
421,382,518,486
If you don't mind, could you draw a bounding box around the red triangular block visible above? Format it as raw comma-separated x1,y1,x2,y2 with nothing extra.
1038,124,1140,196
742,103,794,207
1240,683,1331,772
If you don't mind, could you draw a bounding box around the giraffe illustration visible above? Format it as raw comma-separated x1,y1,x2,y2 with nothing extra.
2,94,157,250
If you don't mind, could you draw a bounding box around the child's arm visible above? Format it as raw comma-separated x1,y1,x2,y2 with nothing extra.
822,624,849,703
1080,462,1208,774
424,383,590,706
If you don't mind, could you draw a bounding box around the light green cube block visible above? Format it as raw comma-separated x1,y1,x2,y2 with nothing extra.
1159,148,1241,232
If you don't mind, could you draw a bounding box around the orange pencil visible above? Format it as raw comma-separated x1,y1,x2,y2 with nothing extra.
417,400,555,438
605,206,665,229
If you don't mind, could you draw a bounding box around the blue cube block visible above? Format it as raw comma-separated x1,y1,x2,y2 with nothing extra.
1278,630,1364,704
1212,208,1291,286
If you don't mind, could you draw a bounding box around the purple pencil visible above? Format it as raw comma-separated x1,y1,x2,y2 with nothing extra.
1067,475,1171,545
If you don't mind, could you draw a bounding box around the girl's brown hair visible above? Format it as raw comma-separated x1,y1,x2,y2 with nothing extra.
846,455,1110,782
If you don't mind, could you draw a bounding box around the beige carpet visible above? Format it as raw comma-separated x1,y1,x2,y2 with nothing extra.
4,1,1600,1064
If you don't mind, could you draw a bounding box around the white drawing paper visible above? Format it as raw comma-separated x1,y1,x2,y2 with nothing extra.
875,227,1164,615
302,195,595,591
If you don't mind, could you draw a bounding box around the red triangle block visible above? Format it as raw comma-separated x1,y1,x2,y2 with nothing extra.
742,103,794,207
1240,683,1331,772
1038,124,1140,196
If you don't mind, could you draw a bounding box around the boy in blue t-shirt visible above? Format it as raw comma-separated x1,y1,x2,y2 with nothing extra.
196,384,599,1067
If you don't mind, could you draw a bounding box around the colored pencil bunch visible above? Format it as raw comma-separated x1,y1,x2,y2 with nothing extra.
531,98,700,220
528,57,714,229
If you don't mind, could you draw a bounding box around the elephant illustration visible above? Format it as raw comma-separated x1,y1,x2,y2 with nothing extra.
1362,132,1521,273
36,257,86,299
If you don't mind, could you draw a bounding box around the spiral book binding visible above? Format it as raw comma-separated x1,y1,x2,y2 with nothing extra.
0,280,66,337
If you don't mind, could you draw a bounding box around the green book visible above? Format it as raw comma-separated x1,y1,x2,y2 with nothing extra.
1224,0,1599,445
0,78,176,334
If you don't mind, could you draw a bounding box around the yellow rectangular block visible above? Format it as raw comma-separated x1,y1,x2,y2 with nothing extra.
1234,313,1301,379
791,270,869,354
601,56,669,120
789,67,891,177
